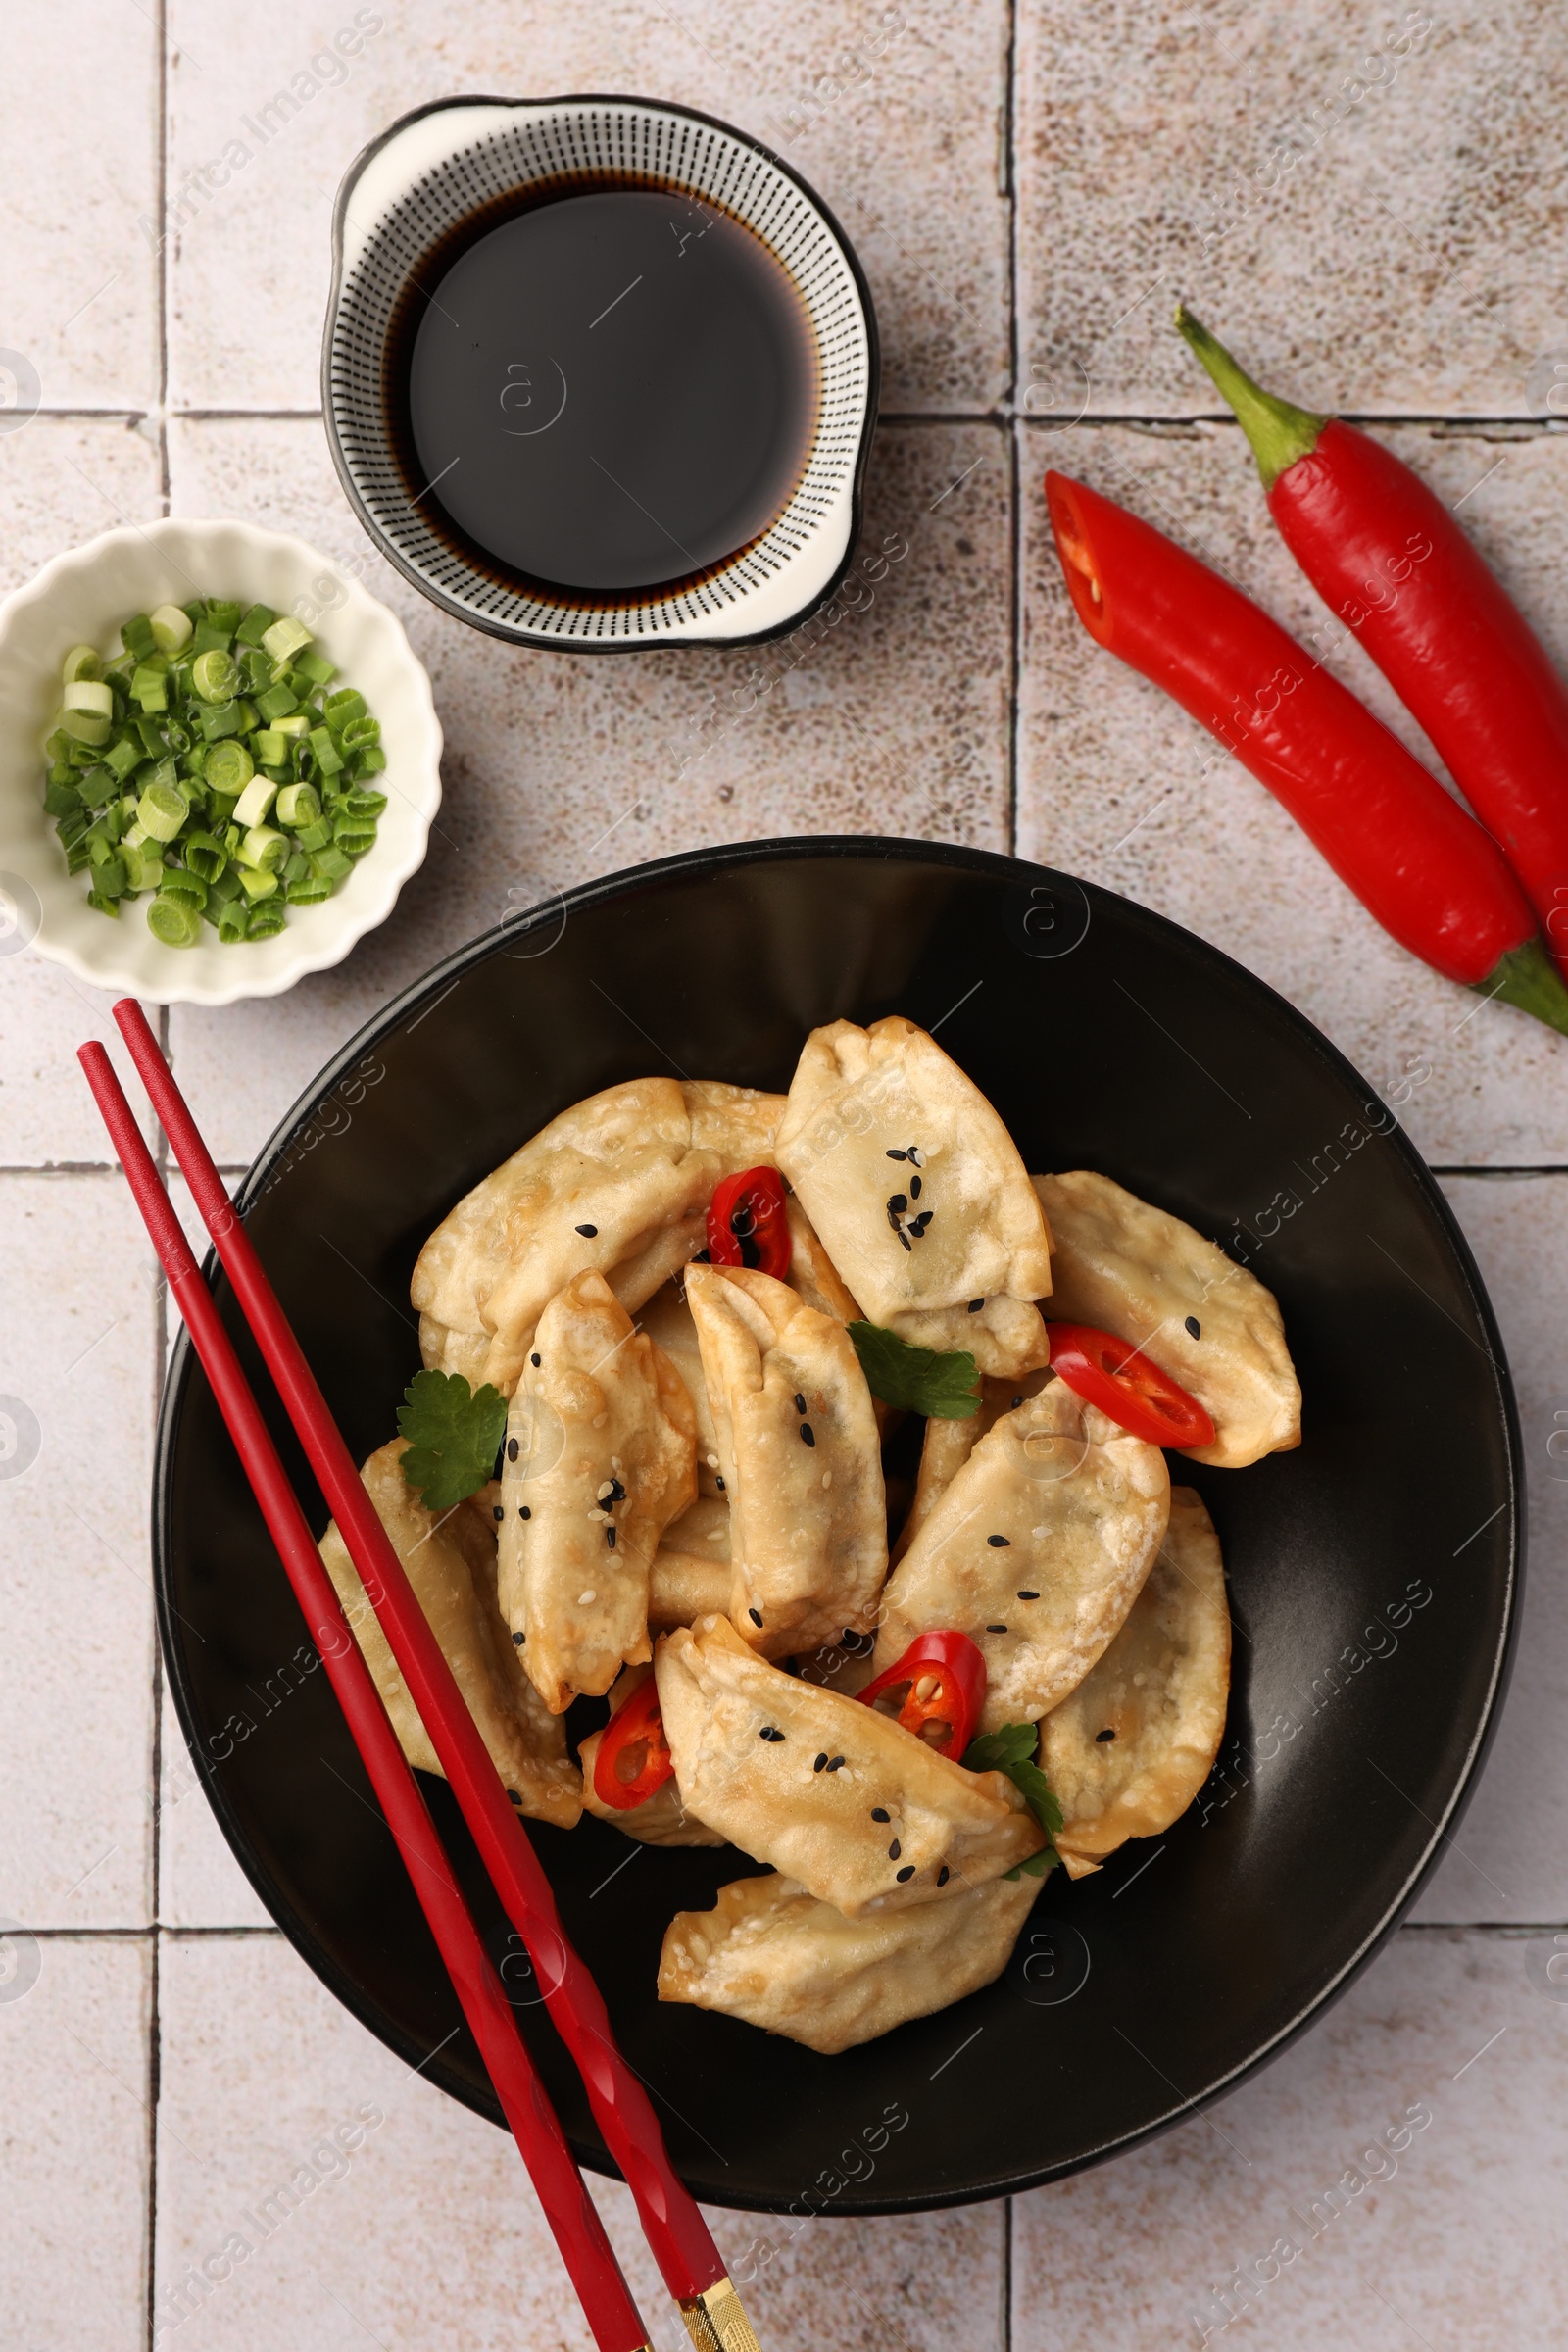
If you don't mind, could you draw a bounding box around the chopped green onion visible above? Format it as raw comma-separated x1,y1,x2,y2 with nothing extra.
121,614,157,662
246,898,288,940
310,846,352,882
61,708,112,747
204,739,254,798
189,618,232,659
285,873,334,905
231,774,277,828
191,649,240,703
274,782,319,829
130,665,169,713
324,688,367,726
340,714,380,752
293,817,333,853
147,897,202,948
159,868,207,910
343,788,387,820
136,781,188,843
255,682,298,722
150,604,195,656
253,729,288,768
238,824,288,874
197,701,243,743
293,649,336,687
64,680,115,719
42,781,80,817
217,898,249,943
122,842,166,892
260,614,313,665
307,725,344,777
236,862,278,903
234,602,277,648
61,644,102,684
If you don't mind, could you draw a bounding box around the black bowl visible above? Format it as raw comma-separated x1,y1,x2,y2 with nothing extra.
154,838,1519,2213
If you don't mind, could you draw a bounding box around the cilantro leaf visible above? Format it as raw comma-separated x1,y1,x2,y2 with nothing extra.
847,1321,981,1419
964,1721,1063,1875
396,1369,508,1512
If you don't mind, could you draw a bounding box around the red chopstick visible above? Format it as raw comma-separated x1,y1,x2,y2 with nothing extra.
111,1001,760,2352
78,1042,652,2352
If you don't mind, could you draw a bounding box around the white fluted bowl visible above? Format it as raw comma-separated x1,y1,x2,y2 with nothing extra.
0,518,442,1005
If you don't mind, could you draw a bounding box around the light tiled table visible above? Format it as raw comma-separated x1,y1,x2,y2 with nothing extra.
3,4,1566,2345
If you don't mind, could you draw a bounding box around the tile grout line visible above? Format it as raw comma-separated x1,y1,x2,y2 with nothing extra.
146,6,170,2342
26,404,1568,432
1003,0,1020,865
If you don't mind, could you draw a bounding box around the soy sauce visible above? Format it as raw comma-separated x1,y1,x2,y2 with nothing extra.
396,181,820,599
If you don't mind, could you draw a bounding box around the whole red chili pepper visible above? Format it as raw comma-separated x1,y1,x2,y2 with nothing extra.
1177,308,1568,983
1045,468,1568,1038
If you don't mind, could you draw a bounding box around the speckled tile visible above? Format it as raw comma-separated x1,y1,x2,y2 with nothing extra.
166,409,1010,1163
0,4,160,414
1403,1176,1568,1927
157,1686,272,1934
0,1935,152,2351
1017,417,1568,1164
1013,1925,1568,2351
164,0,1008,416
0,418,166,1165
1016,0,1568,417
0,1175,159,1927
154,1931,1004,2352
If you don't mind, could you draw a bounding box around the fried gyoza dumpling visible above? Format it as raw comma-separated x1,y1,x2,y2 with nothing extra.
1034,1171,1300,1468
684,1264,886,1659
659,1867,1042,2052
413,1079,785,1396
1042,1487,1231,1878
638,1281,727,1497
498,1272,696,1711
655,1613,1044,1912
783,1195,863,1323
577,1666,727,1847
318,1443,581,1828
649,1495,733,1631
892,1370,1054,1563
875,1381,1169,1731
774,1017,1053,1376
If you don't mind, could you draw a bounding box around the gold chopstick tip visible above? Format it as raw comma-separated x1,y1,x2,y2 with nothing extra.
678,2277,763,2352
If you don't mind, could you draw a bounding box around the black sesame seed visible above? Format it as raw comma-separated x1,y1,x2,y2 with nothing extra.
896,1228,912,1251
886,1148,908,1161
800,1423,816,1447
493,1505,504,1522
530,1352,541,1367
1016,1590,1039,1600
908,1210,933,1235
760,1726,785,1741
888,1838,901,1859
512,1630,525,1645
1010,1395,1023,1408
1096,1728,1116,1742
507,1437,519,1462
937,1865,950,1886
887,1193,907,1214
826,1755,846,1772
749,1608,764,1628
987,1623,1008,1634
907,1147,921,1167
575,1223,598,1237
814,1751,828,1772
507,1788,522,1805
715,1475,726,1491
896,1865,915,1883
518,1505,531,1519
967,1298,984,1312
606,1527,616,1548
871,1806,890,1822
910,1174,922,1199
793,1392,808,1414
987,1535,1011,1547
1185,1315,1201,1339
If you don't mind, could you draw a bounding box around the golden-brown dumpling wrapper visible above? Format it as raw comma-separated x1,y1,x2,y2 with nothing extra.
791,1631,878,1696
638,1281,727,1497
318,1443,581,1829
577,1666,727,1847
783,1195,863,1323
498,1272,696,1711
1034,1171,1300,1469
875,1382,1169,1731
655,1613,1044,1913
412,1079,711,1395
775,1016,1053,1324
659,1867,1042,2052
887,1296,1050,1381
649,1496,732,1631
1042,1487,1231,1877
892,1371,1054,1563
683,1079,788,1167
684,1264,886,1659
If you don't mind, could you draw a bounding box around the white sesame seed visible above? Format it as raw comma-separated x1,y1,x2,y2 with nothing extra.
578,1590,597,1606
821,1471,832,1488
592,1412,609,1430
706,1453,720,1469
597,1480,614,1499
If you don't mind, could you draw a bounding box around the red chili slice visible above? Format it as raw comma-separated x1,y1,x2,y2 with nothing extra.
591,1676,675,1811
1047,1322,1216,1450
706,1164,792,1279
858,1630,986,1759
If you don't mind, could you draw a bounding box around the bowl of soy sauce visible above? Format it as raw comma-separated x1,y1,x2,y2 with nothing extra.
323,95,879,651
